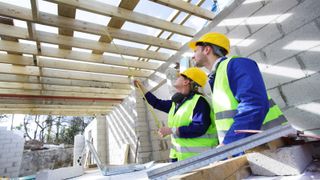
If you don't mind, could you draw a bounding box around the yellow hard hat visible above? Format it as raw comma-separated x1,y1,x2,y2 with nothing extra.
188,32,230,54
180,67,207,88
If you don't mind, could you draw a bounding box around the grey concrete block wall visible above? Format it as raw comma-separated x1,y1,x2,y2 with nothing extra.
218,0,320,133
106,90,154,164
0,128,25,178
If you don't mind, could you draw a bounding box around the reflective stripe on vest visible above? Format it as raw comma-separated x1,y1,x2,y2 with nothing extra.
172,146,213,153
168,94,218,161
172,133,218,139
212,57,287,143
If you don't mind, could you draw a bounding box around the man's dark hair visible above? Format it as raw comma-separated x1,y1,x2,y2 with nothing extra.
196,42,228,57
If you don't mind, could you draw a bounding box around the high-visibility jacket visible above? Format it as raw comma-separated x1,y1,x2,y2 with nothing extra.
212,57,287,143
168,94,218,161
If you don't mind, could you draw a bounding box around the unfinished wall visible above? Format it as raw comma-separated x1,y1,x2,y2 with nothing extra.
84,117,109,165
145,83,171,162
19,147,73,177
213,0,320,134
0,127,25,178
106,90,154,164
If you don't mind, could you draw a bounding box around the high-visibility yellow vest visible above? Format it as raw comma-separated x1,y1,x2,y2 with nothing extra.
168,94,218,161
212,57,287,143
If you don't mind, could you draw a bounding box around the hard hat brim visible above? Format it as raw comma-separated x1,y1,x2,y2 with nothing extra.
188,41,197,50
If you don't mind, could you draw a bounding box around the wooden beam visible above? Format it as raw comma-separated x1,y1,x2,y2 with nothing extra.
37,57,153,77
17,83,129,95
0,25,170,61
45,0,196,36
0,26,159,69
0,51,153,78
0,74,132,89
93,0,140,54
0,16,22,55
30,0,39,20
0,82,132,95
150,0,215,20
0,2,181,50
0,54,34,66
58,4,76,50
0,88,127,99
0,104,114,110
0,98,121,106
169,156,250,180
40,46,160,70
0,109,111,116
0,62,131,84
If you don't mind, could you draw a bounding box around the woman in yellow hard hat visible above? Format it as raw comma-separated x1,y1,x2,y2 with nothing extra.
134,67,218,161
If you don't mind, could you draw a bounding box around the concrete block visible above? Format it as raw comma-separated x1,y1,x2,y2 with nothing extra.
247,145,313,176
210,25,228,34
246,0,298,33
261,57,305,89
280,0,320,34
281,73,320,106
267,88,286,109
298,46,320,76
248,51,267,67
283,103,320,132
227,23,251,44
263,22,320,65
238,23,282,56
225,1,265,27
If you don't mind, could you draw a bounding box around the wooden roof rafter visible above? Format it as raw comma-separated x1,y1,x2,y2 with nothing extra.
0,0,215,115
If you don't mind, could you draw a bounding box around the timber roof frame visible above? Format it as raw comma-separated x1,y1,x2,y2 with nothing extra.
0,0,215,116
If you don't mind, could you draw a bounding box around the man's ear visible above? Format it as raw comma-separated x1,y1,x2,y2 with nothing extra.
183,79,191,86
204,46,212,55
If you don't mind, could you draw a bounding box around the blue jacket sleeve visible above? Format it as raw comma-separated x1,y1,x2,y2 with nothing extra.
223,58,269,144
178,97,211,138
145,92,172,113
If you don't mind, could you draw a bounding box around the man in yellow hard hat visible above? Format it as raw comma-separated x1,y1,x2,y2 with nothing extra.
134,67,218,161
189,32,287,147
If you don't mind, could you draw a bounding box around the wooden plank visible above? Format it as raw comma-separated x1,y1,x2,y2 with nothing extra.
0,25,159,69
41,68,131,83
0,25,170,61
150,0,215,20
0,2,181,50
0,82,132,95
0,54,34,66
0,40,154,78
0,88,127,99
40,46,160,70
0,74,132,89
169,156,250,180
0,62,131,84
36,31,170,61
0,98,121,106
58,4,76,50
0,16,22,55
37,57,153,77
30,0,39,20
45,0,196,36
0,104,114,110
0,109,111,116
93,0,140,54
0,63,40,76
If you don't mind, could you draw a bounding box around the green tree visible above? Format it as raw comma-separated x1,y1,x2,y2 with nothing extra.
59,116,93,144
